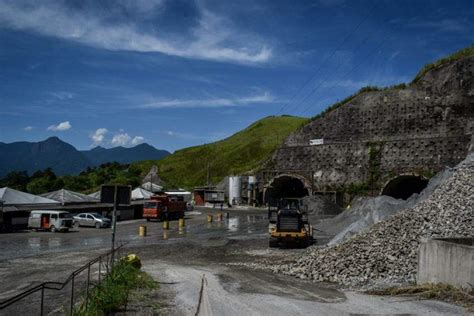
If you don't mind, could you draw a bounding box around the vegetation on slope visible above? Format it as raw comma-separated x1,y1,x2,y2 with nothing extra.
411,45,474,84
1,116,306,193
311,45,474,121
133,115,307,189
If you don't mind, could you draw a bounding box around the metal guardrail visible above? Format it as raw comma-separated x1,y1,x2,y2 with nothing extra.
0,243,127,316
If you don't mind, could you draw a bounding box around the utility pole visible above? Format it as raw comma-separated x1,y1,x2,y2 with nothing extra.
206,162,210,186
110,185,118,267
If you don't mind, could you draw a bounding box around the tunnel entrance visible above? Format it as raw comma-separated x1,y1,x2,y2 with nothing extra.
381,175,429,200
265,175,309,204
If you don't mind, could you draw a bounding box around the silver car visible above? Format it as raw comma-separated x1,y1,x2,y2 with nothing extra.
73,213,111,229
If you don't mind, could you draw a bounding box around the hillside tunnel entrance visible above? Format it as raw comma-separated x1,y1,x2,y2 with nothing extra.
381,175,429,200
265,175,309,204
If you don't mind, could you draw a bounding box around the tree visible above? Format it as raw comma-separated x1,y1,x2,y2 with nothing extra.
1,171,30,191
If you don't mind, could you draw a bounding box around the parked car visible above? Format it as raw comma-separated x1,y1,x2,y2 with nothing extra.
73,213,111,229
28,210,74,232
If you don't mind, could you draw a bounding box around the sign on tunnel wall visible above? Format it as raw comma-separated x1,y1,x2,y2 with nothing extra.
309,139,324,146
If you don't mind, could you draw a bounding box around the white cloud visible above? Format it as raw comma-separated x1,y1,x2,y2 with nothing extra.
141,92,274,109
23,126,33,131
111,133,131,146
91,128,108,145
47,121,71,131
0,1,271,64
131,136,145,145
49,91,75,100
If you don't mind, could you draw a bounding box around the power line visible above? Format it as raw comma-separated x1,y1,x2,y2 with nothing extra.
288,31,374,115
297,2,408,116
277,0,378,115
299,34,391,116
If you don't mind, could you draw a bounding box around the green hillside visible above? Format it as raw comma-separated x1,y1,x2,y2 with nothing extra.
133,115,307,189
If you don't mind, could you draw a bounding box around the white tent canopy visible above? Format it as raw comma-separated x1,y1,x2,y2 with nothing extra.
88,191,101,199
141,182,163,193
0,187,59,206
131,187,153,200
41,189,99,204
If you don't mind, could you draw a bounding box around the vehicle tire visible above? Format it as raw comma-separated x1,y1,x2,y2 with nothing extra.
146,218,150,222
95,222,101,229
50,225,56,233
269,239,278,248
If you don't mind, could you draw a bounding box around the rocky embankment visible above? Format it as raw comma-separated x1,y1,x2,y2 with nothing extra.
274,156,473,288
237,154,473,289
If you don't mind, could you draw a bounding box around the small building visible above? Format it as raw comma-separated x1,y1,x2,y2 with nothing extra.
193,186,225,206
0,187,60,229
165,190,192,202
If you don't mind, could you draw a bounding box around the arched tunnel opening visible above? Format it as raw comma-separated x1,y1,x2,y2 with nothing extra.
381,175,429,200
265,176,309,204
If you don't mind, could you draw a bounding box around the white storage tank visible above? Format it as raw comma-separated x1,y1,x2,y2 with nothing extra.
229,176,242,205
249,176,257,185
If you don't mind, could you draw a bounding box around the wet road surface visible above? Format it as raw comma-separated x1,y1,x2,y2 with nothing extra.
0,209,268,261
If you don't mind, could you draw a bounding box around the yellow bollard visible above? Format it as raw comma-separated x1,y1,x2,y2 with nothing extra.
207,214,213,223
179,218,185,228
217,213,223,221
163,220,169,230
163,230,169,240
139,225,147,237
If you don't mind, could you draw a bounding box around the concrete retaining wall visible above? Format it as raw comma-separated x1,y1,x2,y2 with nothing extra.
417,238,474,289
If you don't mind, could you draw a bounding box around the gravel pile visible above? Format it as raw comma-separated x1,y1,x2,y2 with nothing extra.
301,195,343,217
324,164,454,246
266,156,473,289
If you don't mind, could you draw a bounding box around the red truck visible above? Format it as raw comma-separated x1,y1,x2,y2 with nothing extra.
143,195,186,221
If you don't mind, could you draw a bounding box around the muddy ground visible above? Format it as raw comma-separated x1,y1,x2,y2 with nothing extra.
0,208,468,315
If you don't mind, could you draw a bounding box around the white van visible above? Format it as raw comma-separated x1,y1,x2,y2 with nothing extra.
28,210,74,232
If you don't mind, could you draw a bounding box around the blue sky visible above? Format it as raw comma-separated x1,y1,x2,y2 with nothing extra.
0,0,473,152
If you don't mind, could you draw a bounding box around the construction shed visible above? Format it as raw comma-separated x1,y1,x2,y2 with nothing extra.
0,187,60,229
193,186,225,206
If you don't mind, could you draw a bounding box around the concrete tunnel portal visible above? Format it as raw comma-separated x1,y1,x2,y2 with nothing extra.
265,175,309,204
381,175,429,200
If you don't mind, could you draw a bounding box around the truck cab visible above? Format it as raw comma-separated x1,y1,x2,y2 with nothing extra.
143,194,185,221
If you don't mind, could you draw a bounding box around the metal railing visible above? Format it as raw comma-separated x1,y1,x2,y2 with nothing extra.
0,244,127,316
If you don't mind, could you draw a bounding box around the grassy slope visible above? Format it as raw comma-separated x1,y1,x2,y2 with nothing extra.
133,115,307,188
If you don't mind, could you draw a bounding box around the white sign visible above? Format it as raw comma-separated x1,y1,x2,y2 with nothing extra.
309,138,324,146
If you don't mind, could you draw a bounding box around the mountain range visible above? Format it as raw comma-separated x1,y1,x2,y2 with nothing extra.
0,137,170,177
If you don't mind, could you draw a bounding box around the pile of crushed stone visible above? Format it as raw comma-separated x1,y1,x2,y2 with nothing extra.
323,163,454,246
273,157,473,288
234,154,473,289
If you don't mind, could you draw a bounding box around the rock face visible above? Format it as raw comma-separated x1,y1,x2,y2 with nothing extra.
269,155,473,288
263,55,474,196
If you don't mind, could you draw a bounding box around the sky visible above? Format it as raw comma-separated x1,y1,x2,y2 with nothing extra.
0,0,473,152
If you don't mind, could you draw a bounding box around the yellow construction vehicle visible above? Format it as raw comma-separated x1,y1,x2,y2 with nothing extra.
268,198,313,248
